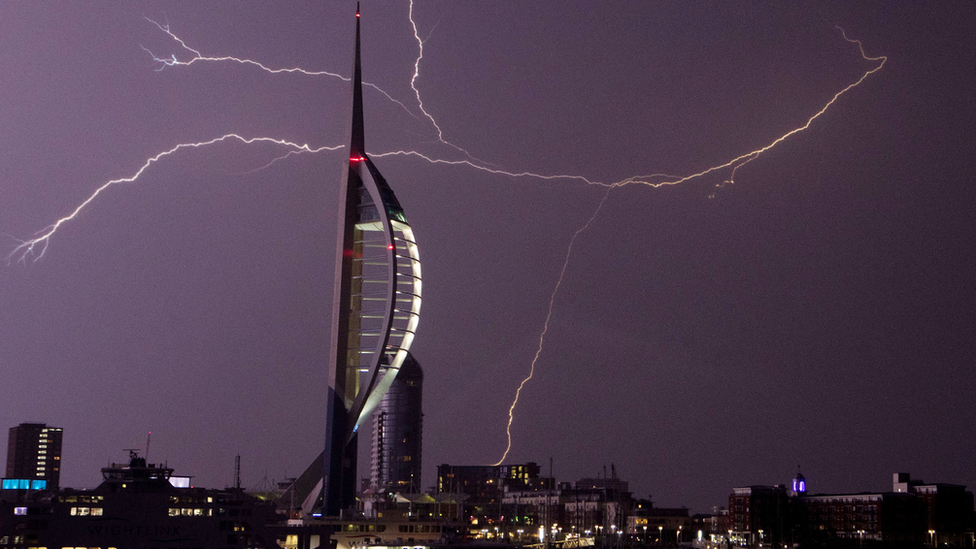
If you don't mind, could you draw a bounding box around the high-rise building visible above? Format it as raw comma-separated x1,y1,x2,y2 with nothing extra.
5,423,63,490
370,352,423,493
280,6,422,518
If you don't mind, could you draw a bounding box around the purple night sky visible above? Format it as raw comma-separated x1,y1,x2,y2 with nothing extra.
1,2,973,513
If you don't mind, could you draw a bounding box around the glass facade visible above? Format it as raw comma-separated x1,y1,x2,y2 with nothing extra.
371,353,423,493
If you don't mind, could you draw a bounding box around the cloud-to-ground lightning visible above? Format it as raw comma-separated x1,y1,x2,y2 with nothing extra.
489,181,620,467
5,135,340,264
489,26,887,465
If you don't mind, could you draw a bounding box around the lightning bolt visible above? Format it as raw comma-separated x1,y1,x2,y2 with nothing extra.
141,17,419,121
378,23,887,202
490,173,674,467
144,4,489,164
6,6,886,469
488,26,886,465
5,135,340,264
404,1,489,165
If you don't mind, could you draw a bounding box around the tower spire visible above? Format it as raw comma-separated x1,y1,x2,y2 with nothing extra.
350,2,364,159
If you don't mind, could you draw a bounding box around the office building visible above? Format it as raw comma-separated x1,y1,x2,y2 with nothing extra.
5,423,62,490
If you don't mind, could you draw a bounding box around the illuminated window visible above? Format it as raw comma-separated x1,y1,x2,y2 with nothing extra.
14,507,27,515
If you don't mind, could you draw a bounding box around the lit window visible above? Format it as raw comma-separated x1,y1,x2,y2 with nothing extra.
14,507,27,515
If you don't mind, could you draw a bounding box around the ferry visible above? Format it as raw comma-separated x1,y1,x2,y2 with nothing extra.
0,451,281,549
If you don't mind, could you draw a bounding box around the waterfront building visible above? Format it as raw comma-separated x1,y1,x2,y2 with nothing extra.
370,352,423,494
792,491,925,546
728,485,788,547
626,501,690,543
892,473,975,547
437,463,542,504
727,472,975,548
5,423,62,491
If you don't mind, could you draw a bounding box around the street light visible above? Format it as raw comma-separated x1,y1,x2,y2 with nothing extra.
677,525,682,545
659,526,663,546
643,525,648,545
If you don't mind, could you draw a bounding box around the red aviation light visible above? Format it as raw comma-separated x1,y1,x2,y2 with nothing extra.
350,155,365,163
387,244,395,250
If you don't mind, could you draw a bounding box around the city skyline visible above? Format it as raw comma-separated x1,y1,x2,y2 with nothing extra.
1,2,974,514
